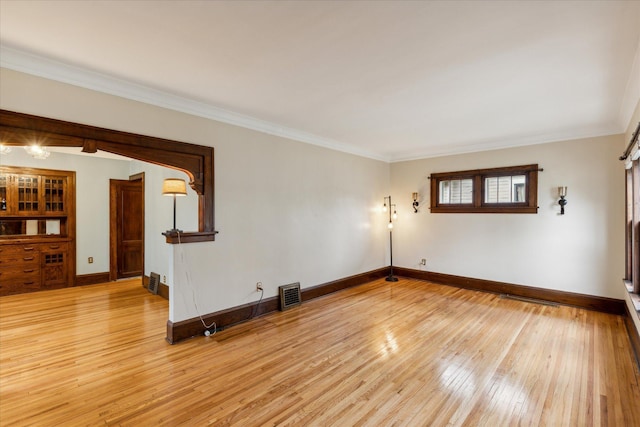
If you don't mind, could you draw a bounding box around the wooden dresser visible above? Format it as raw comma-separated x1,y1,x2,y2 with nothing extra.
0,166,76,296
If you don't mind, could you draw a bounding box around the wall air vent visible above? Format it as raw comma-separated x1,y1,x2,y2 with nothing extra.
148,272,160,295
279,282,301,311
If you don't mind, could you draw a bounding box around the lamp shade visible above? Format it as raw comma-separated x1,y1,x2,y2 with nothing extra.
162,178,187,196
558,186,567,197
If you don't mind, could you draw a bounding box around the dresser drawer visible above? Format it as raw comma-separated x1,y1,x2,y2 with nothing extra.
0,244,38,255
0,251,40,266
39,242,68,253
1,264,40,278
0,280,41,295
0,269,41,293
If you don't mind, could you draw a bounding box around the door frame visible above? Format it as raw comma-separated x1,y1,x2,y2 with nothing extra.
109,172,145,281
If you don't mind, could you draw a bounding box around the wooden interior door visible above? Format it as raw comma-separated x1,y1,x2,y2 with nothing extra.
110,175,144,280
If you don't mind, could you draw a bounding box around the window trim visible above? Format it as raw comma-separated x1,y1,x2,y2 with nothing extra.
430,164,540,214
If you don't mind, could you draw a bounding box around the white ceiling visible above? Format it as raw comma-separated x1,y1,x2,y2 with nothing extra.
1,1,639,162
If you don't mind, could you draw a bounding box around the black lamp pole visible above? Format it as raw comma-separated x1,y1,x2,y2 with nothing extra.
172,194,177,231
385,195,398,282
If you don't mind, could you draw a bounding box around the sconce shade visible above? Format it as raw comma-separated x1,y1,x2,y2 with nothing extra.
558,186,567,197
162,178,187,196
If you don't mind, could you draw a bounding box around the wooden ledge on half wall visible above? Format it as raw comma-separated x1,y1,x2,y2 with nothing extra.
162,230,219,244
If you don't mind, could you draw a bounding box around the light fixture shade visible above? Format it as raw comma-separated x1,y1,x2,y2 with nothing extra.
24,145,50,159
162,178,187,196
0,144,11,155
558,186,567,197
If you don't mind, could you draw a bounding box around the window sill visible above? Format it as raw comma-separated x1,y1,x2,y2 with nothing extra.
162,231,218,244
431,206,538,214
624,280,640,312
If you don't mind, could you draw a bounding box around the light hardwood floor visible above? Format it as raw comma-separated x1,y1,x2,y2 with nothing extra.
1,278,639,426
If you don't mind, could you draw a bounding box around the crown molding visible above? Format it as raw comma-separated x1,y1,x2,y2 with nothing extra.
0,45,389,162
389,126,621,163
2,44,634,165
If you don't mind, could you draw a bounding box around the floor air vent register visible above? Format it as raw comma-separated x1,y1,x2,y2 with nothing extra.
148,272,160,295
279,282,301,311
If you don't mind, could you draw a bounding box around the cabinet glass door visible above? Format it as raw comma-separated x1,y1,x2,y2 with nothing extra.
44,177,65,213
17,175,39,213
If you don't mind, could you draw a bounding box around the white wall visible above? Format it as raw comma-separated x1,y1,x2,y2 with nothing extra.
169,126,388,321
0,147,131,275
0,68,389,323
391,134,625,299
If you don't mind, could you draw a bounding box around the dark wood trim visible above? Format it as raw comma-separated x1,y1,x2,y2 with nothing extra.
395,267,626,315
301,267,388,301
430,164,539,214
166,267,389,344
0,109,217,244
108,179,118,282
167,296,279,344
162,230,219,244
75,272,110,287
166,265,629,344
624,303,640,370
130,173,144,281
142,275,169,300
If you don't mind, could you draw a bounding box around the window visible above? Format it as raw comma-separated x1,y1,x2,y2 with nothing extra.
430,164,540,213
438,179,473,204
623,122,640,295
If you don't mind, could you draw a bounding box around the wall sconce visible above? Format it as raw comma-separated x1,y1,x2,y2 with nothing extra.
558,186,567,215
0,144,11,155
24,145,50,159
162,178,188,233
382,196,398,282
412,192,419,213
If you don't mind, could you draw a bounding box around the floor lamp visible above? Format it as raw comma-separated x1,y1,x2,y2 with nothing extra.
162,178,187,234
383,196,398,282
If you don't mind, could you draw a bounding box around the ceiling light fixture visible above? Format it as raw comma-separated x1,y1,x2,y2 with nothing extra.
24,145,50,159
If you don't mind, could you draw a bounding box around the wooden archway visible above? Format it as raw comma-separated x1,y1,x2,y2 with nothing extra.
0,109,216,243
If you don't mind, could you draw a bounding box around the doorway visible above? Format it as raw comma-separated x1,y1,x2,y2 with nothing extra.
110,173,144,281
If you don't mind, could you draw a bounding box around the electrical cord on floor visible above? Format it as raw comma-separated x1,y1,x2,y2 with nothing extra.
251,287,264,319
177,231,217,336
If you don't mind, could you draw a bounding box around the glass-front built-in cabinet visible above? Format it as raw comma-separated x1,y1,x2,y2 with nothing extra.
0,166,75,296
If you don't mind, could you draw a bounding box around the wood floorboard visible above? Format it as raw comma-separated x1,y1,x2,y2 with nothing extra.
1,278,639,426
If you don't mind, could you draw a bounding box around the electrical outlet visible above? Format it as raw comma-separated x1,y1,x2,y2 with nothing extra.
420,259,426,266
163,275,167,283
256,282,263,292
88,257,93,264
